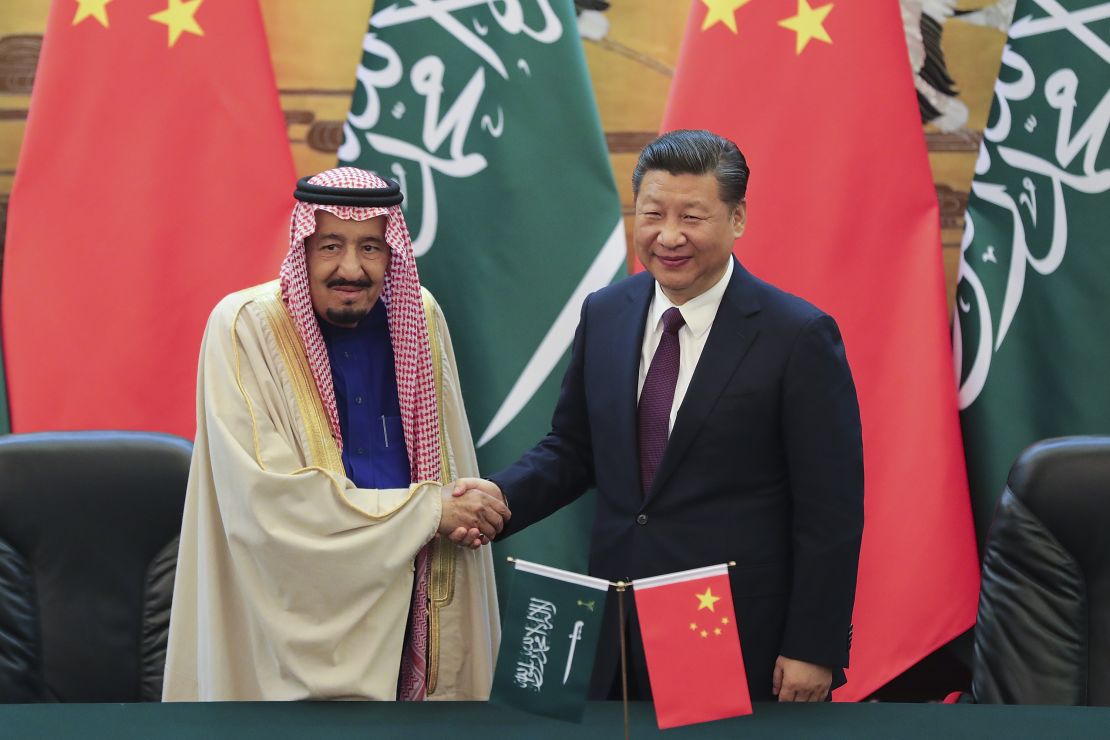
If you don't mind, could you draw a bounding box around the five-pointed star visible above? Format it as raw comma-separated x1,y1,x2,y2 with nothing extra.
689,622,698,630
721,617,730,624
150,0,205,48
778,0,834,55
696,587,721,612
700,0,753,34
714,627,723,636
73,0,112,28
700,629,709,638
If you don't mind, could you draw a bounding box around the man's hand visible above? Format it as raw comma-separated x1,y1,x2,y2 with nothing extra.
444,478,508,548
439,482,510,549
772,655,832,702
451,477,506,503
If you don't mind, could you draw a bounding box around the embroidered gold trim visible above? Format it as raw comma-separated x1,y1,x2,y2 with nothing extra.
231,283,286,470
232,283,456,691
255,285,345,475
423,288,457,695
235,281,428,521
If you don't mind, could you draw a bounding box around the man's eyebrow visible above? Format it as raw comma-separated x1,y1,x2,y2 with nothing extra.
638,197,710,208
313,232,387,243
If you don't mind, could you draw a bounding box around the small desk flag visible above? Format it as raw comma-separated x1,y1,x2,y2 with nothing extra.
491,559,610,722
634,564,751,728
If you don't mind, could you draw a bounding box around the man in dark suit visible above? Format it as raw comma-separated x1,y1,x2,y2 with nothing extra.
455,129,863,702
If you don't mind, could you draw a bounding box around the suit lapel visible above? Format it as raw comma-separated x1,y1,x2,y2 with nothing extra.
645,262,761,503
606,276,653,500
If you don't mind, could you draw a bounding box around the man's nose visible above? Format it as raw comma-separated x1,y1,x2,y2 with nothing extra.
336,247,363,278
657,220,687,248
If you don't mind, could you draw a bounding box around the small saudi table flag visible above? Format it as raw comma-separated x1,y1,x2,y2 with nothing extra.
491,559,610,722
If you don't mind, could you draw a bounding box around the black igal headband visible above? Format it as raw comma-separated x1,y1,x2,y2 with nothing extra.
293,176,404,207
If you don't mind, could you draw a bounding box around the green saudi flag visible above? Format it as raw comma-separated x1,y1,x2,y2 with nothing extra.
341,2,625,576
954,0,1110,543
491,559,610,721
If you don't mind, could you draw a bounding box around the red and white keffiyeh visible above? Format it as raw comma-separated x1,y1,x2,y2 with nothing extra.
279,167,441,482
279,167,440,700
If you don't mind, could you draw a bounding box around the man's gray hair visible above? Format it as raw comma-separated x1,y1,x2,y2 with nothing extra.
631,129,749,207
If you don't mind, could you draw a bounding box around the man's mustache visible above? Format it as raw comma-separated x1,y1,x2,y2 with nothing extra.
327,279,373,289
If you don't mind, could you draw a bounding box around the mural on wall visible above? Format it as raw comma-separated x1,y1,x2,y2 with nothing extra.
2,0,1015,307
906,0,1016,131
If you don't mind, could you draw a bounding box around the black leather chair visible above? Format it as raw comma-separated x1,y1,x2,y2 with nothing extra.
0,431,191,702
971,436,1110,705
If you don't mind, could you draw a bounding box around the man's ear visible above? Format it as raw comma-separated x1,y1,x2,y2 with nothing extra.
732,201,747,239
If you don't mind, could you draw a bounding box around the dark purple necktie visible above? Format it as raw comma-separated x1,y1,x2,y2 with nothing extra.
638,306,685,495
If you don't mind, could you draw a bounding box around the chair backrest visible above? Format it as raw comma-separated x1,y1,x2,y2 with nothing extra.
0,431,191,702
972,436,1110,706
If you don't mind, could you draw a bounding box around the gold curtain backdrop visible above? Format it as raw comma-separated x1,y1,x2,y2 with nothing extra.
0,0,1010,310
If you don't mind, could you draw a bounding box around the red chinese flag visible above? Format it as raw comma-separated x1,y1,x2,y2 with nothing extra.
2,0,294,437
634,564,752,729
659,1,979,699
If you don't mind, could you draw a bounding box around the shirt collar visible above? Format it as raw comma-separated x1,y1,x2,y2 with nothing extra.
649,258,734,340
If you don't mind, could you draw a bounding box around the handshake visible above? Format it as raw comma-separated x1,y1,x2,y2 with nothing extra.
437,477,509,549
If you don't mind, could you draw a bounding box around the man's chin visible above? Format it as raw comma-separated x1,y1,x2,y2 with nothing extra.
323,306,370,327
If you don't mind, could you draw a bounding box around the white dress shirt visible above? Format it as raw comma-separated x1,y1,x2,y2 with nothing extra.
637,259,734,433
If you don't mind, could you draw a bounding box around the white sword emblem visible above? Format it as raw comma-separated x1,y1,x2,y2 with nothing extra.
563,620,585,685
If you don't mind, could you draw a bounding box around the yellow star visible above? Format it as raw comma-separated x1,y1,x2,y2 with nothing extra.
73,0,111,28
696,587,721,612
149,0,205,48
700,629,709,638
689,622,698,630
714,627,723,636
700,0,753,34
778,0,834,55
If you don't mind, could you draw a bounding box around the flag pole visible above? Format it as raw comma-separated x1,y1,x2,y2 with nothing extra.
615,580,630,740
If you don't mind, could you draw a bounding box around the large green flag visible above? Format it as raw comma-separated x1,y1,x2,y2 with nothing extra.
491,559,610,721
340,2,625,575
955,0,1110,543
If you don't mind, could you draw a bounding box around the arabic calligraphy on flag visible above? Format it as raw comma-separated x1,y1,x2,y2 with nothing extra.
491,559,610,722
339,0,625,589
955,0,1110,542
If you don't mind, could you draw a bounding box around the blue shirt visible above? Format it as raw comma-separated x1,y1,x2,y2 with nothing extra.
318,301,411,489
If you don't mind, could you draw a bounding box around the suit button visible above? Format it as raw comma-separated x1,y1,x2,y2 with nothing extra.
636,514,648,525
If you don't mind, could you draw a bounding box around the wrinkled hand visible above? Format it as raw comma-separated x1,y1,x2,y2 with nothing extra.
772,655,832,702
445,478,508,548
439,482,510,549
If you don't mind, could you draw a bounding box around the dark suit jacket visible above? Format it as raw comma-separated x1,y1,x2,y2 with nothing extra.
491,259,864,701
